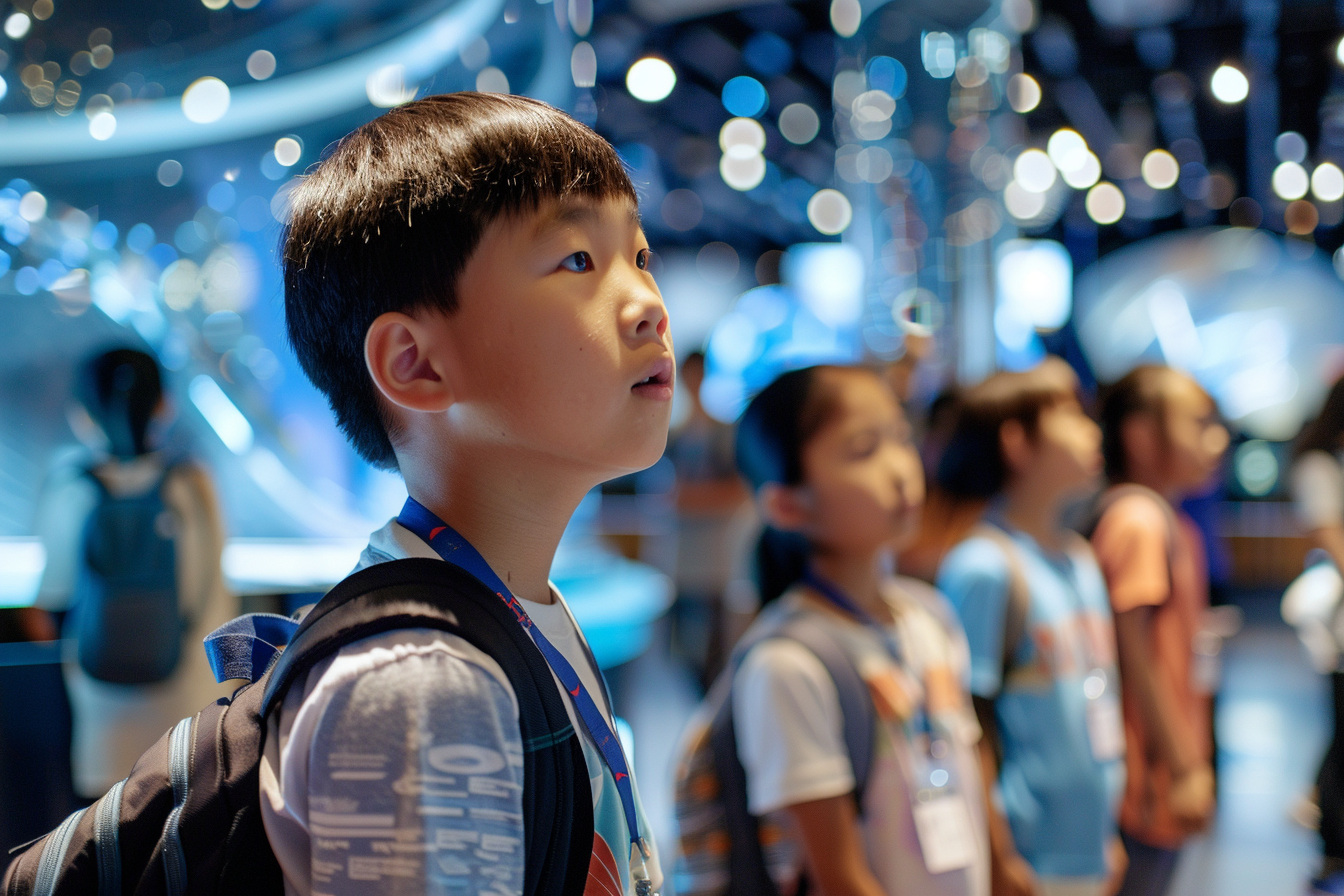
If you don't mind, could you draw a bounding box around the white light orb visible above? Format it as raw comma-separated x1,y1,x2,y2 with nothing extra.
1086,182,1126,224
1007,73,1041,113
475,66,509,94
18,191,47,222
1338,37,1344,68
626,57,676,102
1211,64,1249,103
1047,129,1089,174
1004,181,1046,219
367,64,418,106
830,0,861,37
571,41,597,88
1313,162,1344,202
247,50,276,81
1061,152,1101,189
720,148,766,191
274,136,302,167
778,103,820,145
4,12,31,40
1141,149,1179,189
1272,161,1309,200
1014,149,1057,193
182,77,232,124
807,189,853,235
88,111,117,141
719,117,766,153
1275,131,1308,164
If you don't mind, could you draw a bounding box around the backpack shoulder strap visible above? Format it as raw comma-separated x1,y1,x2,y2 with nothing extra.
773,619,876,801
258,558,592,896
969,523,1031,686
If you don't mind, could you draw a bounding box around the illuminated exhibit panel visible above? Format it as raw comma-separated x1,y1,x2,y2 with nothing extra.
1074,227,1344,441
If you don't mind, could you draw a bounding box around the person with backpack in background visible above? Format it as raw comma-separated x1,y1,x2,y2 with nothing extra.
935,359,1126,896
676,364,989,896
27,346,235,800
1091,366,1229,896
1289,374,1344,895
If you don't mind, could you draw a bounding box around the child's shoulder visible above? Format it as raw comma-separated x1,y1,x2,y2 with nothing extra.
937,532,1016,587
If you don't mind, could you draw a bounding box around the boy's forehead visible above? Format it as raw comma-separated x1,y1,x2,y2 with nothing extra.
526,195,642,237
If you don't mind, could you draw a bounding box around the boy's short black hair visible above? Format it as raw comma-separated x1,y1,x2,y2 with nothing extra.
283,92,638,469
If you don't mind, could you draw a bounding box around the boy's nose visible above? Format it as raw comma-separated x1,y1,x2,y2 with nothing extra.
626,285,669,344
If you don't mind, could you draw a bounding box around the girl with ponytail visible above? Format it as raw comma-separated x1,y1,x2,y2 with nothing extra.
727,365,989,896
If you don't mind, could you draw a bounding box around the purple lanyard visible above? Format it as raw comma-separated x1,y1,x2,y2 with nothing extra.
397,497,648,863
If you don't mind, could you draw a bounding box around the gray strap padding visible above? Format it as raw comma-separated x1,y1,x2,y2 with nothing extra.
94,778,126,896
33,807,88,896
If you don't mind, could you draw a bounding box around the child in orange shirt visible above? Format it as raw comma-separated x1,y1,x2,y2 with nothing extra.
1091,366,1229,896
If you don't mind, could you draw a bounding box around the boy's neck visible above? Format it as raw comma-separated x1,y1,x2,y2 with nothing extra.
402,446,594,606
999,481,1067,552
809,550,892,624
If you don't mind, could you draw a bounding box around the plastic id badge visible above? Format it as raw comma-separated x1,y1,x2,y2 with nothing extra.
1083,670,1124,762
912,791,977,873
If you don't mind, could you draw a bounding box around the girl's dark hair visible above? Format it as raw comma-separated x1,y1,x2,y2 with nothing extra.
75,348,163,458
734,365,854,604
283,92,637,470
1296,375,1344,459
936,357,1080,498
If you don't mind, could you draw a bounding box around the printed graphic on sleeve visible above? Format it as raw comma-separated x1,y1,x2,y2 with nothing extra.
308,649,528,895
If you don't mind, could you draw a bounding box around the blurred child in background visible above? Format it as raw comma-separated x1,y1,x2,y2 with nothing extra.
936,358,1126,896
30,347,235,798
1092,366,1229,896
730,365,988,895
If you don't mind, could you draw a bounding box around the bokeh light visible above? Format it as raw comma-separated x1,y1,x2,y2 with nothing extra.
1061,153,1101,189
274,136,303,167
158,160,183,187
1141,150,1179,189
626,57,676,102
1014,149,1057,193
247,50,276,81
1086,182,1126,224
1007,73,1041,113
778,103,820,145
1272,161,1309,200
807,189,853,234
719,117,766,153
830,0,861,37
1313,162,1344,202
1004,181,1047,219
88,112,117,141
4,12,30,40
182,77,232,123
720,148,766,191
1275,131,1308,164
1211,64,1249,103
722,76,768,118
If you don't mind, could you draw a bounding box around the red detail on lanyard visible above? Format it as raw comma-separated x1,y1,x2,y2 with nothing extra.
429,526,446,540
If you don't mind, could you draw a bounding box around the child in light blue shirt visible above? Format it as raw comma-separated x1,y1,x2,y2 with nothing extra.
935,359,1125,896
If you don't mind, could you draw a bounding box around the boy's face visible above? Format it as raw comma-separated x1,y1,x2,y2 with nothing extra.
427,196,673,478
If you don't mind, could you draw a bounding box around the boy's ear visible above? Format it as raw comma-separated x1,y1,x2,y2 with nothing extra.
999,418,1031,475
364,311,455,413
1120,413,1160,471
759,482,812,533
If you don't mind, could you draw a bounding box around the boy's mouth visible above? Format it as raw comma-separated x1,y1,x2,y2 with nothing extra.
632,357,675,401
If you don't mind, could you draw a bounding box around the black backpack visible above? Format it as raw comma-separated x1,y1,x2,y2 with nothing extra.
71,466,187,684
4,558,594,896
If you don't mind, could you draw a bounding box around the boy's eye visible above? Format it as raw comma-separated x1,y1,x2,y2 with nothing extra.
636,249,651,270
560,251,595,273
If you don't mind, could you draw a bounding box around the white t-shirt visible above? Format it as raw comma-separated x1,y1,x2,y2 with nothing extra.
259,519,662,896
733,582,989,896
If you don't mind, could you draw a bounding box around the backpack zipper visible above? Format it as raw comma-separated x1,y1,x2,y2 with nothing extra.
161,716,194,896
94,778,126,896
32,807,88,896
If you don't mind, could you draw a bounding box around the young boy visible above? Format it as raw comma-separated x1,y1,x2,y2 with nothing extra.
266,93,674,895
1091,366,1229,896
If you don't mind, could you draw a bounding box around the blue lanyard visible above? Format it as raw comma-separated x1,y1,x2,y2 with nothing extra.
397,497,648,865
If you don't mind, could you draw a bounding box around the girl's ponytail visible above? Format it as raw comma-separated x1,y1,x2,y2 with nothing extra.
754,526,811,606
735,366,847,605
